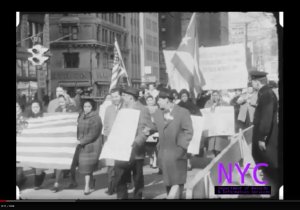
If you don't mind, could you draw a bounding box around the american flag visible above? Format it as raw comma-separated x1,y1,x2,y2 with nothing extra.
17,113,79,169
109,38,130,91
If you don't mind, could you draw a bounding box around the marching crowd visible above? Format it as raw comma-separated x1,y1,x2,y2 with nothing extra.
16,70,280,199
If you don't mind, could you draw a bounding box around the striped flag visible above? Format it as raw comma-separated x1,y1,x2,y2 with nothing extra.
17,113,79,170
171,13,206,96
109,38,130,91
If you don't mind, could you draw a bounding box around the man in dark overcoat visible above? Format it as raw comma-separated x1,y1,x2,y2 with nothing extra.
151,88,193,198
250,70,281,198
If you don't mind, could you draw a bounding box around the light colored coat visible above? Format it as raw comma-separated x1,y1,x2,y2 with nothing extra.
238,91,258,123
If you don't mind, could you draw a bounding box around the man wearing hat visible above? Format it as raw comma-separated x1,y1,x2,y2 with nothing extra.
250,70,281,198
150,88,193,198
113,86,153,199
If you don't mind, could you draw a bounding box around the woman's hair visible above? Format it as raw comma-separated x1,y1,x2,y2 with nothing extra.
27,100,44,118
171,89,179,97
179,89,190,99
81,99,97,111
58,94,66,100
110,87,122,95
31,100,43,109
146,95,154,101
139,88,145,95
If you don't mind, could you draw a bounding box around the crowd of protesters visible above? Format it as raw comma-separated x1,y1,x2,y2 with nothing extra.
17,76,279,198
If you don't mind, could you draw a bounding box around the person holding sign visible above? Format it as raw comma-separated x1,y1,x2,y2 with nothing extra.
204,90,230,157
151,88,193,199
177,89,201,170
114,86,153,199
102,88,123,195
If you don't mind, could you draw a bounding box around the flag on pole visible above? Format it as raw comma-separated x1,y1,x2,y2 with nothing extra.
17,113,78,169
171,13,205,96
109,38,130,91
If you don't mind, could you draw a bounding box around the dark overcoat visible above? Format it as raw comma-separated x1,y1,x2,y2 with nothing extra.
77,111,103,174
152,105,193,186
252,85,278,169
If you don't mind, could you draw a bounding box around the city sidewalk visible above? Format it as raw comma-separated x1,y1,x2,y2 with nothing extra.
18,165,200,200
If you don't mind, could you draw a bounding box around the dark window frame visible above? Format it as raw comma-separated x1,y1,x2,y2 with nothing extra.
63,52,79,68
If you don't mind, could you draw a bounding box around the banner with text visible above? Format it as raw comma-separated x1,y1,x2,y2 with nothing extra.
201,106,235,137
164,43,248,91
99,108,140,161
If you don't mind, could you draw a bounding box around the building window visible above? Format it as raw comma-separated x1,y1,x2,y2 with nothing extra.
153,37,157,47
109,31,113,44
146,18,151,30
27,21,43,47
116,33,121,46
146,34,151,46
153,52,158,62
102,29,108,43
117,14,121,25
109,13,114,23
71,26,78,40
96,52,100,68
103,53,109,69
123,16,126,27
22,60,29,77
146,50,152,61
62,25,78,40
23,60,29,77
64,52,79,68
102,13,107,20
152,21,157,32
161,27,166,32
28,61,36,77
124,34,127,48
131,55,134,75
16,59,22,77
109,54,114,69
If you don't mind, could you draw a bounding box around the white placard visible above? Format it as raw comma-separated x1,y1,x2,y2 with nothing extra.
199,43,248,90
188,115,204,155
163,44,248,91
201,106,235,137
99,108,140,161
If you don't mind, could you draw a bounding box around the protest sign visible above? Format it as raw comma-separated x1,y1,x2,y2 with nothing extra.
199,43,248,90
201,106,235,137
99,108,140,161
164,44,248,91
188,115,204,155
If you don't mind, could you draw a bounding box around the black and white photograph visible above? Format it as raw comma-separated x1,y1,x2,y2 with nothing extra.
16,12,282,200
